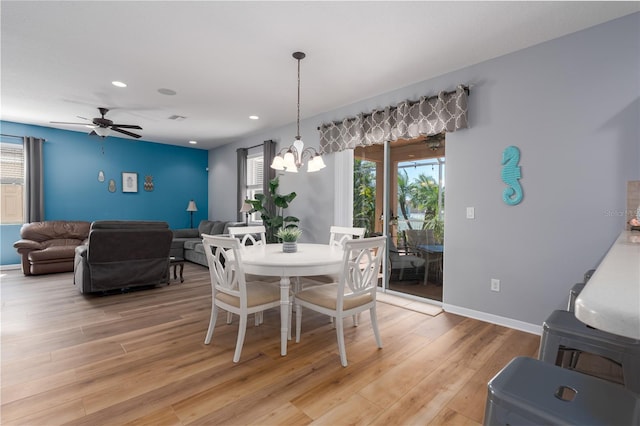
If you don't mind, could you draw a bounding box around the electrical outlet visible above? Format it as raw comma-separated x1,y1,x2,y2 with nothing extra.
466,207,475,219
491,279,500,292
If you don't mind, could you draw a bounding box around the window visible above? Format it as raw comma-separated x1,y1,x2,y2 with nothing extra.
0,142,24,224
246,152,263,223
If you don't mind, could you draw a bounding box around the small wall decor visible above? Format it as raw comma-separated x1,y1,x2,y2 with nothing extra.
143,175,154,191
108,179,116,193
98,170,105,182
501,146,523,205
122,172,138,193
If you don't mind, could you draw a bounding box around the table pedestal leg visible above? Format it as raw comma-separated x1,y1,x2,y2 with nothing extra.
280,276,291,356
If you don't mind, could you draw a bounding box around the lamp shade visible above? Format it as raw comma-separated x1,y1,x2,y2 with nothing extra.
239,201,252,213
307,155,326,172
270,155,285,170
186,200,198,212
282,152,298,172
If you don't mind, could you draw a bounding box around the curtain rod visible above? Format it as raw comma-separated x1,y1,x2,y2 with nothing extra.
317,85,470,130
0,134,47,141
0,133,24,139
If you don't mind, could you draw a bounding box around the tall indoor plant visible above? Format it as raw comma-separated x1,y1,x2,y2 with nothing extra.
247,177,299,243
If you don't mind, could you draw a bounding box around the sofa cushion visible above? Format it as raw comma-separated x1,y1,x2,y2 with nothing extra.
41,238,85,248
197,220,216,236
20,221,90,242
184,240,201,250
193,243,207,254
29,245,78,262
172,228,199,238
211,221,227,235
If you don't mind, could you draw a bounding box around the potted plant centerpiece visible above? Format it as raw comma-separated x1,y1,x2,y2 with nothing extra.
276,227,302,253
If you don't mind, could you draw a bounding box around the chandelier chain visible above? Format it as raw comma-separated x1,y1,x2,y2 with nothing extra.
296,56,301,139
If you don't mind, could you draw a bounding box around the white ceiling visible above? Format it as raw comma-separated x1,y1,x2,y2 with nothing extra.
2,1,638,150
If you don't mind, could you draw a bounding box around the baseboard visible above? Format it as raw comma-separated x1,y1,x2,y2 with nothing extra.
443,303,542,336
0,263,21,271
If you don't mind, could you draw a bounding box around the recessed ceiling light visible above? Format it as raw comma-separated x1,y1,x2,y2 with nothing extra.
249,115,259,120
189,140,198,145
158,88,177,96
112,81,127,88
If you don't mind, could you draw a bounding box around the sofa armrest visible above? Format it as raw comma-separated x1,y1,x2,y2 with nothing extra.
75,244,88,258
172,228,200,238
13,239,43,252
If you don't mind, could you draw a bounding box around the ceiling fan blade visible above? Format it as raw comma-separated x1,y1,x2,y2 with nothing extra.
111,124,142,130
110,127,142,139
50,121,89,125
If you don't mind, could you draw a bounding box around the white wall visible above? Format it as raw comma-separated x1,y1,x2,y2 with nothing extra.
210,13,640,332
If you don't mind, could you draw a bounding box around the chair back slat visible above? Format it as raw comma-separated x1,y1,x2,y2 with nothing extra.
228,226,266,247
329,225,366,248
202,234,246,301
339,236,385,301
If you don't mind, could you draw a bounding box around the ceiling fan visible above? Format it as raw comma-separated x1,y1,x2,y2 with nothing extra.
51,107,142,139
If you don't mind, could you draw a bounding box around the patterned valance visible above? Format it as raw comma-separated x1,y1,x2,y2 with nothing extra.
319,84,468,154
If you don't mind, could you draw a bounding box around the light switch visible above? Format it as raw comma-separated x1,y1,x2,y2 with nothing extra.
466,207,475,219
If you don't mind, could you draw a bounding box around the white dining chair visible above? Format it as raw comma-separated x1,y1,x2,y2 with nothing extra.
227,225,278,325
298,225,367,325
329,225,366,247
294,235,385,367
202,234,281,363
228,225,266,247
301,225,366,286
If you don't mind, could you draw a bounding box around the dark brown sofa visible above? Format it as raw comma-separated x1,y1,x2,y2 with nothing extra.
13,220,91,275
73,221,173,294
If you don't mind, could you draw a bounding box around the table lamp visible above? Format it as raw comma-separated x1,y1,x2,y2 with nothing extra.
186,200,198,228
240,201,252,225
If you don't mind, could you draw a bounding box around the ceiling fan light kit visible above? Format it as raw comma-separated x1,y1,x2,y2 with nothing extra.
50,107,143,139
93,127,110,137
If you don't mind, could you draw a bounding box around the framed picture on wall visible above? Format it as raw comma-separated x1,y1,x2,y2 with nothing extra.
122,172,138,193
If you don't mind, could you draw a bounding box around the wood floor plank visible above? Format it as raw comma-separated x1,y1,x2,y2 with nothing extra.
428,407,481,426
252,402,312,426
310,393,383,425
445,328,540,423
0,265,543,425
357,318,491,409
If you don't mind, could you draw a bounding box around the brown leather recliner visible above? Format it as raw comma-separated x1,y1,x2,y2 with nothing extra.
13,221,91,275
73,221,173,294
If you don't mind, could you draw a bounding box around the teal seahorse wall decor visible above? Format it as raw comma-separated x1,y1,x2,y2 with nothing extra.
501,146,523,205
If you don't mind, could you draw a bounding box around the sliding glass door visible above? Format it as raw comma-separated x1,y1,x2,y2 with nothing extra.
353,135,445,302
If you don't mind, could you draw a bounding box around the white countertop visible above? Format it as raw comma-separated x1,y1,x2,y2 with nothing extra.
575,231,640,339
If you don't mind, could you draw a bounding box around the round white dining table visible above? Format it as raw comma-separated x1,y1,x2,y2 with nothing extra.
232,243,345,356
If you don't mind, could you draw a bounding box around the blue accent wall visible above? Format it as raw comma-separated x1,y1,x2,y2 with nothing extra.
1,120,208,265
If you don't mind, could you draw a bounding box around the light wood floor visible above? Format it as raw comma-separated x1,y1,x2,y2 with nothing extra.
1,263,540,425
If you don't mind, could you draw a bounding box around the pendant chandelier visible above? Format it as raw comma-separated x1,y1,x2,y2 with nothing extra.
271,52,326,173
